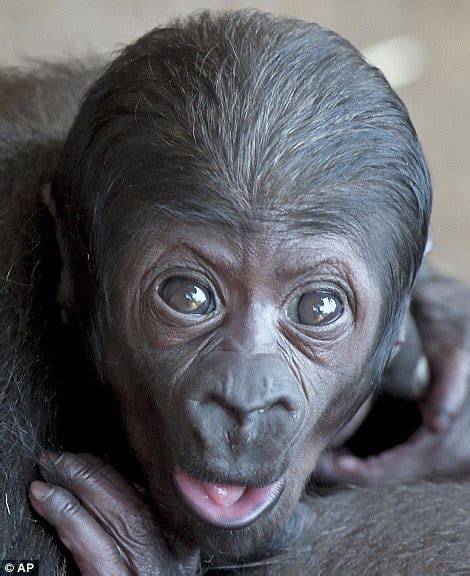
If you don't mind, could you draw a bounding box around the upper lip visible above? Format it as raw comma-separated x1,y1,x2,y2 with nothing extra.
170,458,290,489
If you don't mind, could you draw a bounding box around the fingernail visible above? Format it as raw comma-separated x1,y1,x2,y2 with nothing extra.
29,480,54,500
336,456,359,471
39,450,63,467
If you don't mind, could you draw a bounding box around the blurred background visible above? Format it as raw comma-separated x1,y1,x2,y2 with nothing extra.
1,0,469,281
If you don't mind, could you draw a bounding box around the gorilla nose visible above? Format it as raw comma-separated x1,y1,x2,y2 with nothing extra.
205,389,299,448
178,353,306,462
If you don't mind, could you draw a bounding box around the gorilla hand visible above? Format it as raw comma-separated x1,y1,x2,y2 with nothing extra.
29,452,200,576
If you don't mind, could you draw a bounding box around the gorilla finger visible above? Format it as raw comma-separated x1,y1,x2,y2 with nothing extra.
313,452,377,486
29,480,128,576
421,349,469,432
314,443,430,487
78,452,149,506
39,451,162,547
313,452,374,486
40,451,146,515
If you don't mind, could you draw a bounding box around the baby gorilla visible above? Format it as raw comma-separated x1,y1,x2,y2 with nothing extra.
7,9,468,575
30,10,430,566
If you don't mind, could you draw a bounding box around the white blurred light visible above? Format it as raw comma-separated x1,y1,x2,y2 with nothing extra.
362,36,427,89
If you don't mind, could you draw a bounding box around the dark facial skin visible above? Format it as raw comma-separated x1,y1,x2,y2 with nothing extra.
95,222,382,557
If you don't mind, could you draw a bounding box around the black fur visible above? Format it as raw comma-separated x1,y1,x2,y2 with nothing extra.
0,61,99,573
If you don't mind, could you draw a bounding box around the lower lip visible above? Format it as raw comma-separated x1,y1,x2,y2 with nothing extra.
173,466,285,529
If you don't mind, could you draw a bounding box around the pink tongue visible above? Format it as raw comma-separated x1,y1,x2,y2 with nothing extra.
202,481,246,507
174,466,284,528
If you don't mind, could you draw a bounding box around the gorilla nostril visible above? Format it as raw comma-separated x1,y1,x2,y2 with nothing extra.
205,393,245,424
270,397,298,413
204,391,301,421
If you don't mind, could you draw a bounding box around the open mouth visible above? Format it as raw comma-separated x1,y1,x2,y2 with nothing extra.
173,466,285,529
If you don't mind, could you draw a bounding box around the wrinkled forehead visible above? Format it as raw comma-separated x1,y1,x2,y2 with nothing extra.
93,174,396,286
117,219,376,292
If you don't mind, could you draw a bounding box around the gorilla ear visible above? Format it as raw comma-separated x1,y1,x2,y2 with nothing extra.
41,183,74,324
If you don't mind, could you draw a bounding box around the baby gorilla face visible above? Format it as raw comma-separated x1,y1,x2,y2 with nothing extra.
44,9,429,560
102,222,383,556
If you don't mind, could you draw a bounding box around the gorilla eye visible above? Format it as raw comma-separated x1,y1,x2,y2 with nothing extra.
159,277,214,315
288,290,344,326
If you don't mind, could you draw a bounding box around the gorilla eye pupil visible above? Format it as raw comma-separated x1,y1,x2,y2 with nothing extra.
293,290,343,326
160,277,214,315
